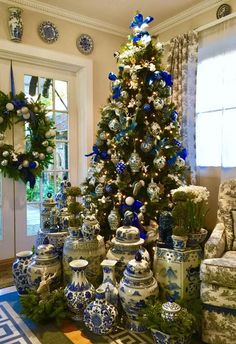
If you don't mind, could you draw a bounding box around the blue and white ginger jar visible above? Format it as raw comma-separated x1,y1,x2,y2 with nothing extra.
12,250,33,295
84,288,118,335
64,259,95,321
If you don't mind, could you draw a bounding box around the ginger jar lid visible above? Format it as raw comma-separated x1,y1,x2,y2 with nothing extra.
124,251,151,278
42,192,57,208
36,244,57,260
116,216,140,243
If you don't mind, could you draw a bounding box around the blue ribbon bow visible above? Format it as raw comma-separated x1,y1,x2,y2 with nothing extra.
130,13,154,30
108,72,117,81
160,71,173,87
85,145,110,162
115,121,137,141
112,85,122,99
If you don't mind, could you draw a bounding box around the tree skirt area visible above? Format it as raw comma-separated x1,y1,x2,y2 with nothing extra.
0,291,204,344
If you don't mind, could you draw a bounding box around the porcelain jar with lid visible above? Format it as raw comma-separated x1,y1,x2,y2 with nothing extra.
106,221,150,281
119,251,158,333
12,250,33,295
27,244,61,289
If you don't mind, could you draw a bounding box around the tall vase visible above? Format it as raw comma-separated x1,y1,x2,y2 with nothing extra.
84,288,118,335
12,251,33,295
64,259,95,321
8,7,23,42
98,259,118,306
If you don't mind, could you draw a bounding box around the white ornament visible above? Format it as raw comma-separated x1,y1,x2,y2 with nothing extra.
175,156,185,168
22,160,29,167
0,117,4,124
17,110,22,116
39,153,45,160
34,161,39,168
50,129,56,137
21,107,29,114
32,151,39,158
154,98,165,110
2,151,9,157
42,141,49,147
1,160,8,166
46,146,53,154
109,119,120,132
125,196,135,206
23,113,31,120
45,130,51,138
6,103,14,111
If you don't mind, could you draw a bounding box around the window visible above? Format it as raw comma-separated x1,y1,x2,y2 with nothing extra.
24,75,69,236
196,19,236,167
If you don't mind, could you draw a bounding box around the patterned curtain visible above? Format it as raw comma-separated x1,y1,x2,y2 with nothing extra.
167,31,199,183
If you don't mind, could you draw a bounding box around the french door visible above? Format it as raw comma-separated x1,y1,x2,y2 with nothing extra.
0,59,78,260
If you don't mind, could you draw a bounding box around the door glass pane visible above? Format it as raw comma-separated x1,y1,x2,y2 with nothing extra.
56,142,68,170
56,112,68,140
55,80,68,111
27,203,40,236
42,172,55,198
39,77,53,109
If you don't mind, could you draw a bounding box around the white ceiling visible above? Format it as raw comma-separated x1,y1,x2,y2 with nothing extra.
38,0,206,29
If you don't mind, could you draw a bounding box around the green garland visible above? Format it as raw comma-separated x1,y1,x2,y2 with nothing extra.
0,91,55,188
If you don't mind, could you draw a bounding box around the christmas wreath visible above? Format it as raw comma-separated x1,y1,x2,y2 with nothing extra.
0,91,55,188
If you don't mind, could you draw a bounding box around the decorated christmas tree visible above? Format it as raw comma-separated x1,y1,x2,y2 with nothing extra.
82,13,187,241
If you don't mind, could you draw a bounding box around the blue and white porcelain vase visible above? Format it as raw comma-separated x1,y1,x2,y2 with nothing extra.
27,244,61,289
151,329,191,344
12,250,33,295
64,259,95,321
84,288,118,335
8,7,23,42
172,235,188,251
119,251,158,333
98,259,118,306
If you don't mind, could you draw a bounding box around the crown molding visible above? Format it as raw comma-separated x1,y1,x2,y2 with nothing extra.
0,0,129,37
151,0,223,35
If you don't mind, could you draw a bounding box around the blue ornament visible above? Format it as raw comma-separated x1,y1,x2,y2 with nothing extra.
105,184,113,193
129,13,154,30
108,72,117,81
160,71,173,87
179,148,188,160
143,103,151,112
173,139,181,147
116,161,126,174
170,111,178,121
112,85,122,99
29,161,37,169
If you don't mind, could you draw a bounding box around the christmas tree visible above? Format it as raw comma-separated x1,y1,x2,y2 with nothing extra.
82,13,187,241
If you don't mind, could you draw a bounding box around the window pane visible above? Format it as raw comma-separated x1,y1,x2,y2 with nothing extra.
39,78,53,110
24,75,39,100
56,112,68,140
196,111,222,166
222,109,236,167
42,172,55,198
55,80,68,111
55,171,69,193
56,142,68,170
27,203,40,236
26,178,40,202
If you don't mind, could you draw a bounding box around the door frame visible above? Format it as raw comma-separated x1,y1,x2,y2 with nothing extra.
0,39,94,183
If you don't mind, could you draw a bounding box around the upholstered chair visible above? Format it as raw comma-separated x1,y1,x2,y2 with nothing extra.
200,179,236,344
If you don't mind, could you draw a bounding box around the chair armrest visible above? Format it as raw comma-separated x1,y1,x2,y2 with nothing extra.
204,222,226,259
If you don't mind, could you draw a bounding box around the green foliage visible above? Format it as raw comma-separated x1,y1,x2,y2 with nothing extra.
172,225,189,236
69,217,82,227
67,201,83,215
66,186,81,197
178,298,203,335
20,288,69,325
139,297,197,337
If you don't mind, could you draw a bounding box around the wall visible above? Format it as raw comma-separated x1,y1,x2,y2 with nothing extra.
159,0,236,230
0,2,124,134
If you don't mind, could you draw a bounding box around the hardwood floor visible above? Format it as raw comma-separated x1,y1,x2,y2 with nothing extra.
0,261,14,289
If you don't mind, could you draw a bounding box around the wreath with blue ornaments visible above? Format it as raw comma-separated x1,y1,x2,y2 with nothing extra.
0,91,55,188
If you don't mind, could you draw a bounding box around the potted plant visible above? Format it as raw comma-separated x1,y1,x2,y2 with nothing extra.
139,297,196,344
171,185,209,248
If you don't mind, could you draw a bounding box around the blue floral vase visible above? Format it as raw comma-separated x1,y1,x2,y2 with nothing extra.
98,259,118,306
64,259,95,321
151,329,191,344
84,288,118,335
12,251,33,295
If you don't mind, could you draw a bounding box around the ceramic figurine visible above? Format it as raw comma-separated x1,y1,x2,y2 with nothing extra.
84,288,118,335
12,250,33,295
119,251,159,333
108,208,120,232
81,212,100,241
8,7,23,42
98,259,119,306
157,211,173,248
64,259,95,321
55,176,71,209
106,220,149,281
27,244,61,289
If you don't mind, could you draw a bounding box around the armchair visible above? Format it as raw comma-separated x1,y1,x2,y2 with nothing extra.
200,179,236,344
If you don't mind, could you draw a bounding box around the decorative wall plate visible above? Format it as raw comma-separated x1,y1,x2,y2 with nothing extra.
76,34,94,55
216,4,231,19
38,21,59,44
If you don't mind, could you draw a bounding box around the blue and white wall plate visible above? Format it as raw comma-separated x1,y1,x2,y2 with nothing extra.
76,34,94,55
38,21,59,44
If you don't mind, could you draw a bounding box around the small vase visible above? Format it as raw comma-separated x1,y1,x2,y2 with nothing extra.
172,235,188,251
8,7,23,42
108,208,120,232
98,259,118,306
151,329,191,344
47,231,68,258
64,259,95,321
12,251,33,295
187,228,208,248
84,288,118,335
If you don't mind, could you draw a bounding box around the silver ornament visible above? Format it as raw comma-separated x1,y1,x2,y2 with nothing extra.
129,150,142,173
21,106,29,114
39,153,45,160
141,141,152,153
46,146,53,154
1,159,8,166
154,98,164,110
147,179,160,202
23,113,31,120
87,166,96,179
150,122,161,136
42,141,49,147
89,176,97,186
109,118,120,132
95,183,104,197
2,151,9,157
22,160,29,167
32,151,39,158
6,103,14,111
99,131,107,140
154,156,166,169
108,208,120,231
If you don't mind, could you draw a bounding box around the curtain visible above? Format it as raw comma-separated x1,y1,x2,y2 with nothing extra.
195,17,236,229
167,31,199,184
